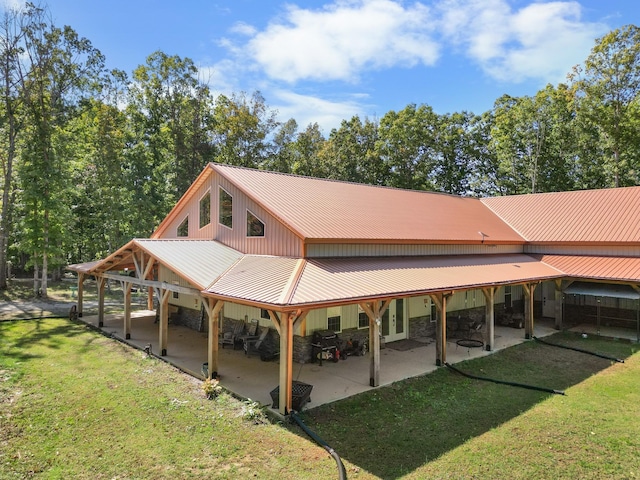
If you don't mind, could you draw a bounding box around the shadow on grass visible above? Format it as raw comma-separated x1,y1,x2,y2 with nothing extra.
0,318,89,363
298,332,638,479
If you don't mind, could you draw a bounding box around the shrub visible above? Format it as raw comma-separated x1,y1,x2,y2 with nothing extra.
201,378,223,399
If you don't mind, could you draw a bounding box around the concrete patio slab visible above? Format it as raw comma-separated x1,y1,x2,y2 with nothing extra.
81,310,561,412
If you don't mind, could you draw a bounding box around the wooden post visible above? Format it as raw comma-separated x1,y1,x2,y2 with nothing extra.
159,288,170,356
124,282,132,339
278,312,293,415
430,293,448,366
77,273,85,318
359,300,389,388
97,277,106,327
205,299,223,379
147,287,154,311
523,283,537,339
370,304,381,388
482,287,495,351
554,279,563,330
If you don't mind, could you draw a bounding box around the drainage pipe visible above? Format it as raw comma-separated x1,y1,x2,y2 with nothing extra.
533,336,624,363
444,362,565,396
290,412,347,480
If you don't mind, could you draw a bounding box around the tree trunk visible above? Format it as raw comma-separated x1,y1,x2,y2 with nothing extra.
41,209,49,298
33,255,39,296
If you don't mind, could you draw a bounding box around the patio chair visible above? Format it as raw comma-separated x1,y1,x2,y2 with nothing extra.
244,326,269,356
220,320,245,349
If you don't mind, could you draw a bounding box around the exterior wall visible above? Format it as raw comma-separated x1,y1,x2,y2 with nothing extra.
306,243,523,258
563,294,639,332
157,172,303,257
525,244,640,256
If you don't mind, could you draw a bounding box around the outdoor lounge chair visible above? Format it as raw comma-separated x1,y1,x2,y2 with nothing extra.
220,320,245,349
244,326,269,356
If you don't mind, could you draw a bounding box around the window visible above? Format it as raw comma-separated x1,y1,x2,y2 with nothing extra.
260,309,270,320
199,191,211,229
358,306,369,329
247,210,265,237
430,302,437,323
219,187,232,228
504,285,512,308
177,216,188,237
327,306,341,332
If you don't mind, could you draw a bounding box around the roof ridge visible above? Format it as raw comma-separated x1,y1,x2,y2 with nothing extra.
210,162,468,199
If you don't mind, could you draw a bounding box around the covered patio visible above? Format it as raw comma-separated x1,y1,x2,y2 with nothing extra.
80,309,560,411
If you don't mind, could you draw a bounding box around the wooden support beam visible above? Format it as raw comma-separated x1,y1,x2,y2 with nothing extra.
430,293,449,366
522,283,538,339
124,282,132,339
268,310,281,335
554,279,564,331
97,277,106,327
207,299,224,379
278,312,294,415
482,287,495,351
77,273,85,318
159,288,171,356
358,300,387,387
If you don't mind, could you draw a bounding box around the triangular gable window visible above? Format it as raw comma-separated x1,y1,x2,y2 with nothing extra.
247,210,265,237
177,216,188,237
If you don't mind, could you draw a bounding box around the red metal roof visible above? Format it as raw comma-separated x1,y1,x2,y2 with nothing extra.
212,164,524,244
482,187,640,244
536,254,640,282
205,254,563,308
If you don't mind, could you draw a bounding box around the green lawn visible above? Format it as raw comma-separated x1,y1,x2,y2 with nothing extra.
1,318,639,479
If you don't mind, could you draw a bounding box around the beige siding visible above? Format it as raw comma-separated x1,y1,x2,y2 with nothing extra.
306,243,523,257
525,244,640,256
158,265,203,311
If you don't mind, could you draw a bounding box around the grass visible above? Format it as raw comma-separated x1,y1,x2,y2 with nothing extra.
1,317,639,479
302,333,640,479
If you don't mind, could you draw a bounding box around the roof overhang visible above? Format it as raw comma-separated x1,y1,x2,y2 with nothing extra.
565,281,640,300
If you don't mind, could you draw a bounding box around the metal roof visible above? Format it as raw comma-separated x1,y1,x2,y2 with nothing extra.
212,163,524,244
133,240,243,290
536,254,640,283
482,187,640,244
565,281,640,300
204,253,563,308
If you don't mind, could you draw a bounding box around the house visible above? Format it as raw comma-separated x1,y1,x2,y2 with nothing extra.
68,163,640,414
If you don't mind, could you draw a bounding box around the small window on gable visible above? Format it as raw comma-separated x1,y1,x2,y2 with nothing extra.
247,210,265,237
219,187,232,228
199,191,211,229
177,216,188,237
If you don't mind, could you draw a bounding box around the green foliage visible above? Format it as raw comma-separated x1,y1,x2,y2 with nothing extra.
1,10,640,279
201,378,223,399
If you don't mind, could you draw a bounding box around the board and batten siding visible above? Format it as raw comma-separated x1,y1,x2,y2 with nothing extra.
156,172,303,256
214,173,303,256
305,243,523,258
158,265,203,311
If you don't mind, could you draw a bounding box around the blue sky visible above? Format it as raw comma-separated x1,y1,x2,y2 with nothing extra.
9,0,640,132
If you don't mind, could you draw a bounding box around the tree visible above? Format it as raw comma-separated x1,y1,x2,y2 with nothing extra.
319,116,387,185
16,4,105,296
211,91,278,169
571,25,640,187
377,104,439,190
290,122,327,178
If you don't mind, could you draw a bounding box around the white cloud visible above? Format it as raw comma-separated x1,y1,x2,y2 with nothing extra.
438,0,608,83
246,0,440,83
270,89,367,132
